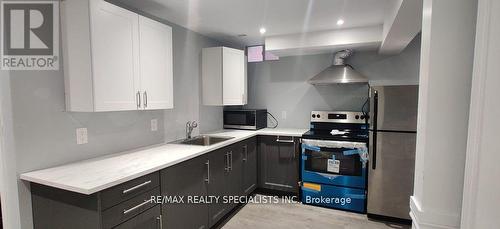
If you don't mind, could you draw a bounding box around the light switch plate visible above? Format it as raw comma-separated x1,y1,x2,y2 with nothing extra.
151,119,158,131
76,128,88,145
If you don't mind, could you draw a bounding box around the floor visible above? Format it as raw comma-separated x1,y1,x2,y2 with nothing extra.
223,195,410,229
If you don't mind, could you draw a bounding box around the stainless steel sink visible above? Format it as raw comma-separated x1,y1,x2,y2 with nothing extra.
177,135,234,146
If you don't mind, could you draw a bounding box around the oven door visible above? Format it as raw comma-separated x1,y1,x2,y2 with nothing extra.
223,110,256,130
301,140,367,189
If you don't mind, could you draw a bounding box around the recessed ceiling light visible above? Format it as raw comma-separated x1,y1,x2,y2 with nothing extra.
259,27,266,34
337,19,344,25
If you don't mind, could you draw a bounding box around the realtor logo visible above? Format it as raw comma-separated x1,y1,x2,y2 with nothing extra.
1,1,59,70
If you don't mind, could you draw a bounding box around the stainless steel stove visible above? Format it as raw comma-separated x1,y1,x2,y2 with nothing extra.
300,111,369,213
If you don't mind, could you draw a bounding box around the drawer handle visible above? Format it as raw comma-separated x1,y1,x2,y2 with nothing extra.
157,215,163,229
242,145,248,162
224,153,229,172
205,160,210,184
276,136,294,143
228,151,233,171
122,180,152,194
123,199,151,215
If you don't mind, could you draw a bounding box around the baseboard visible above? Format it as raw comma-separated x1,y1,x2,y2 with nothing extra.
367,213,412,225
254,188,298,197
410,196,460,229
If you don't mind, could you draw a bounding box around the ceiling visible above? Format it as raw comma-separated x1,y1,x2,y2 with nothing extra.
111,0,390,47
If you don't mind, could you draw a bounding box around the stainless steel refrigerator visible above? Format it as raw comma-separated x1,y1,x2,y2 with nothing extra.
367,85,418,221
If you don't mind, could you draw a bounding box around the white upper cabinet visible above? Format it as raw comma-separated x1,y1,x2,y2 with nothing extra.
138,15,174,110
90,0,140,111
202,47,247,106
62,0,173,112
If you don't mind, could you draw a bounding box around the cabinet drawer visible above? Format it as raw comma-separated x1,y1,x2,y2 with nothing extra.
102,187,160,229
101,172,159,209
113,205,162,229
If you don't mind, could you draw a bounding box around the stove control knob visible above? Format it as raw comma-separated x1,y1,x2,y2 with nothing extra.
317,114,320,118
360,115,365,120
355,115,360,119
312,114,316,118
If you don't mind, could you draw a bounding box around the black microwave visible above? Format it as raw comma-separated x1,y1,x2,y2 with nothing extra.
223,109,267,130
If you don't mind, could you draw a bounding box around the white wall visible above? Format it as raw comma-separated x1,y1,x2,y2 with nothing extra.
0,70,22,229
163,21,223,141
460,0,500,227
349,35,421,85
410,0,477,228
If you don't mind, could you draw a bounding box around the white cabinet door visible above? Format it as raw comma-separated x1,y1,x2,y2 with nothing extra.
222,47,246,105
138,16,173,110
90,0,140,111
202,47,223,106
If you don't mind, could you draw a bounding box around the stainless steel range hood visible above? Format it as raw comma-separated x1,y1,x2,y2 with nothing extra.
308,49,368,85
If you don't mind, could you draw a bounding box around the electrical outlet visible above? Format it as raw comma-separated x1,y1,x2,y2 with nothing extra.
76,128,88,145
151,119,158,131
281,111,287,120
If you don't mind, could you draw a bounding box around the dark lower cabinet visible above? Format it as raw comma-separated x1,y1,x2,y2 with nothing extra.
31,172,161,229
161,137,257,229
102,188,160,228
228,143,243,210
258,135,300,193
207,148,230,226
241,137,257,195
161,154,209,229
114,205,161,229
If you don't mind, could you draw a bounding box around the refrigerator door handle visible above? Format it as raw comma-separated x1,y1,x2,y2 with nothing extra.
372,91,378,170
371,131,377,170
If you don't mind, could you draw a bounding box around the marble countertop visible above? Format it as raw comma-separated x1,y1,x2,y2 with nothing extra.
20,128,307,195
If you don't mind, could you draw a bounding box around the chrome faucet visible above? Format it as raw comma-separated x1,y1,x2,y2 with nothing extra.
186,121,198,139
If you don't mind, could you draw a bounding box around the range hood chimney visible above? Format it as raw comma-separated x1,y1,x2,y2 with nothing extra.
308,49,368,85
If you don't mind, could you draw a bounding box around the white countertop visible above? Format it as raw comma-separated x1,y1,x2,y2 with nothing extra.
20,128,307,195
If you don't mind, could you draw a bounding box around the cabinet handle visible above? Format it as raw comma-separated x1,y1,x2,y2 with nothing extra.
157,215,163,229
276,136,296,159
229,151,233,171
205,160,210,184
242,145,248,162
123,199,150,215
144,91,148,108
122,180,152,194
276,136,294,143
136,91,141,108
224,153,229,172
